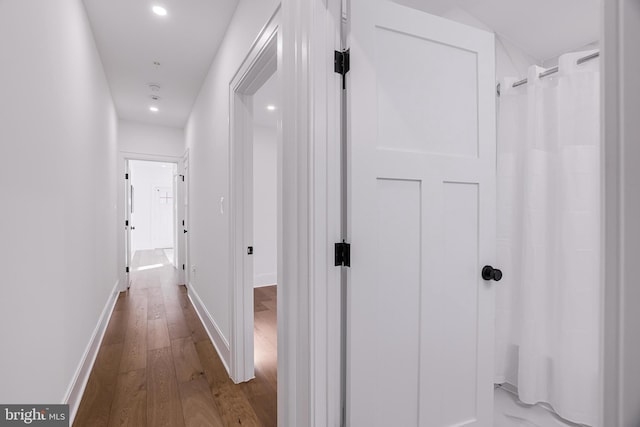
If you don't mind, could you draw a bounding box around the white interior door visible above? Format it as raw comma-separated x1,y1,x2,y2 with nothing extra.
182,155,190,285
173,173,179,268
125,162,132,287
347,1,496,426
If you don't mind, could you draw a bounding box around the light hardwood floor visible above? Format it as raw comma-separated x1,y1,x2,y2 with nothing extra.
73,249,277,427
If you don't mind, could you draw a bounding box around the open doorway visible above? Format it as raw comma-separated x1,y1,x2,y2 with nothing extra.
229,15,280,426
251,71,278,421
126,159,179,276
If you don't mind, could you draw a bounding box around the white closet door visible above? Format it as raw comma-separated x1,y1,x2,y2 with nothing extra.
347,1,497,426
125,164,132,287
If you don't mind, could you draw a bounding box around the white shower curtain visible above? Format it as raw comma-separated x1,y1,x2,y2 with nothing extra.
495,51,600,426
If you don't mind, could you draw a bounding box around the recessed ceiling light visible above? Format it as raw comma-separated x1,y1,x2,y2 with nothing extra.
150,106,159,112
266,105,277,111
152,6,167,16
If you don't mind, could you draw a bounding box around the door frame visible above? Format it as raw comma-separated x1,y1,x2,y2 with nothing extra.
125,160,132,288
117,153,183,292
223,0,343,424
229,8,280,384
602,0,640,424
181,150,190,287
278,0,343,425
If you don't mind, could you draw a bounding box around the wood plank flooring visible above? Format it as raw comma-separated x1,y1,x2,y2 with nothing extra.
74,250,277,427
241,287,277,425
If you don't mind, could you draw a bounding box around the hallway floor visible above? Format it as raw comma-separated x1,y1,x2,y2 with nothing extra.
73,249,276,427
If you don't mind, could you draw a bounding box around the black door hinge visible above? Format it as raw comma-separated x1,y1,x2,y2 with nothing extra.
126,266,130,273
180,174,185,182
125,220,129,226
334,49,350,89
182,264,185,271
182,220,185,226
125,173,129,179
335,240,351,267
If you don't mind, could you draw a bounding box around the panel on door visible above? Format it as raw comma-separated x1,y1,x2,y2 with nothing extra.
347,1,496,426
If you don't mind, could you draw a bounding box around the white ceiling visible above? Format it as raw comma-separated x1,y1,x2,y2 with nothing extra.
83,0,599,129
392,0,600,62
83,0,239,128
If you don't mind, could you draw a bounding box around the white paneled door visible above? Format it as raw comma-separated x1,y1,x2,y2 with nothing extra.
347,1,496,426
125,163,132,288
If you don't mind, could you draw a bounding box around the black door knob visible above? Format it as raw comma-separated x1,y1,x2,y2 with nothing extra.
482,265,502,281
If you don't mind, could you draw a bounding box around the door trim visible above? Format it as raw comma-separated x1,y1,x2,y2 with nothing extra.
279,0,343,425
602,0,640,424
181,150,189,287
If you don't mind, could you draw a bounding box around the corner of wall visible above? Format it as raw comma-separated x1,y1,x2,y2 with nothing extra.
65,281,120,425
187,286,231,374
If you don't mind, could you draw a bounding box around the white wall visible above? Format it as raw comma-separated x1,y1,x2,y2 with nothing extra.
437,7,537,80
0,0,118,405
119,119,184,157
253,125,278,287
130,161,176,252
185,0,280,364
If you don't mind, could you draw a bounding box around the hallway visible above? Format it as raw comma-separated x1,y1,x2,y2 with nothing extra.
73,250,276,427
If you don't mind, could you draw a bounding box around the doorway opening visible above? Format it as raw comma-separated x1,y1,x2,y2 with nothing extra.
229,13,280,425
125,159,180,280
251,71,278,419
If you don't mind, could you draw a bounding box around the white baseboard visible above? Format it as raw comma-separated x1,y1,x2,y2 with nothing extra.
65,280,121,425
187,284,231,375
254,272,277,288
